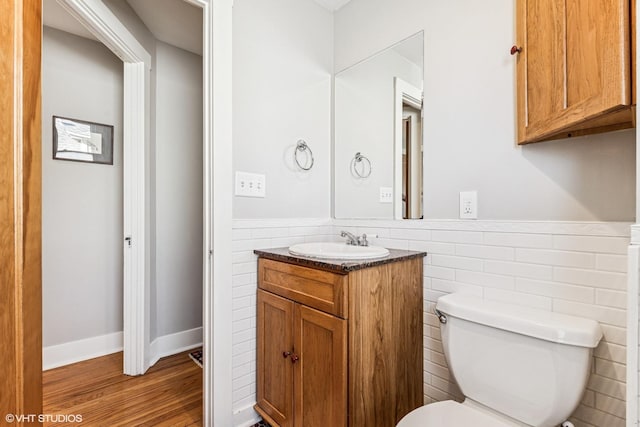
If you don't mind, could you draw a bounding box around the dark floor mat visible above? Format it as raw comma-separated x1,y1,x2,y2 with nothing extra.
188,349,202,368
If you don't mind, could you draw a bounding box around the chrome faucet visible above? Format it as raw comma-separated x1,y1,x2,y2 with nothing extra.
340,230,369,246
340,231,358,245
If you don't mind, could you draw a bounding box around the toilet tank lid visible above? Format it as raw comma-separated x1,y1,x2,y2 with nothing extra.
436,293,603,348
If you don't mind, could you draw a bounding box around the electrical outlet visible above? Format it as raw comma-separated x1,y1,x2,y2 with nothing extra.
380,187,393,203
235,171,266,198
459,191,477,219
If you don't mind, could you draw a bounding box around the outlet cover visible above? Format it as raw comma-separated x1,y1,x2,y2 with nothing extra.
459,191,477,219
235,171,266,198
380,187,393,203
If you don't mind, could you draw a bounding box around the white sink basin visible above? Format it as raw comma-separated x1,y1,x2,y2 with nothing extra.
289,242,390,260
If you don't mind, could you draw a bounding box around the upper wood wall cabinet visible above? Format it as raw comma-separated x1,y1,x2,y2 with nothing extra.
515,0,636,144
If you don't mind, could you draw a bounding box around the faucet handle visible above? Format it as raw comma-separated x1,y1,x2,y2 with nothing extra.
360,233,378,246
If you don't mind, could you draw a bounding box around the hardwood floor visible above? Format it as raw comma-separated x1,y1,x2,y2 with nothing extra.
43,350,202,426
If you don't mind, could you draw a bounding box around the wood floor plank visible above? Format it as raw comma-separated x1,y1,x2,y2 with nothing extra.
43,350,202,426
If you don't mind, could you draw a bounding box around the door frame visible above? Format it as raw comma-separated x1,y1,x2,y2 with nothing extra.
1,0,43,421
53,0,233,425
58,0,152,377
393,77,422,220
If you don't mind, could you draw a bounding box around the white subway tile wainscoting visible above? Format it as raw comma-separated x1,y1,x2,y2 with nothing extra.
232,218,632,427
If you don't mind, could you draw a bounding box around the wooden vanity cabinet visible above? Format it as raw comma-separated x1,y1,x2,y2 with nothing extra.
255,255,424,427
515,0,635,144
257,290,347,427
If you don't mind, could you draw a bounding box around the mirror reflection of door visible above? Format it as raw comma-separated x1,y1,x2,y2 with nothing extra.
402,103,423,219
333,32,423,219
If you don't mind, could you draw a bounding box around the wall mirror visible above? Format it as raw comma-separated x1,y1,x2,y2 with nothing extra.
334,32,424,219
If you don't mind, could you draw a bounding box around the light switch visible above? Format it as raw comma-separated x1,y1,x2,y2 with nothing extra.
380,187,393,203
235,171,266,198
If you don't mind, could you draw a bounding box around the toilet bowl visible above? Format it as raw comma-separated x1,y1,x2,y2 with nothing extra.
397,293,603,427
398,400,519,427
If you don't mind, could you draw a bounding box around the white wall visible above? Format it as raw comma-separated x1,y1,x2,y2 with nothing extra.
232,0,333,219
154,41,204,338
334,48,421,218
334,0,636,221
42,27,124,347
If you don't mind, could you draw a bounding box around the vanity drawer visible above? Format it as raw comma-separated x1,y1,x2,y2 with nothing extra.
258,258,348,318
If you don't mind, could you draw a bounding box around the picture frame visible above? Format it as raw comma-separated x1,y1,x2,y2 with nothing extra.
52,116,114,165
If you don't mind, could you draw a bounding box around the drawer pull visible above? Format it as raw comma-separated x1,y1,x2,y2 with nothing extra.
290,354,300,364
283,351,291,358
510,45,522,55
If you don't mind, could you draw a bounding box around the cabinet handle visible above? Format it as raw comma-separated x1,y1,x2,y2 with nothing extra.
510,45,522,55
283,351,291,358
290,354,299,364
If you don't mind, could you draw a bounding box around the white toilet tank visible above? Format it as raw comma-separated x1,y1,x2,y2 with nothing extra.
436,293,603,427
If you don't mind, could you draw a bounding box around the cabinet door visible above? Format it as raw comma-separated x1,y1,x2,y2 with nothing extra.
516,0,631,143
257,290,295,427
293,304,347,427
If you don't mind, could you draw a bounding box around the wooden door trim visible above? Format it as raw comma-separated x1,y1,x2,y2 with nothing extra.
0,0,43,423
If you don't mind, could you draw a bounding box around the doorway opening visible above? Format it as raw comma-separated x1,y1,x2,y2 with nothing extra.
38,0,233,426
41,0,207,423
402,103,423,219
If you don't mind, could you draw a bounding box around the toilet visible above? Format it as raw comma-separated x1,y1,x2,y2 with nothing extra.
398,293,603,427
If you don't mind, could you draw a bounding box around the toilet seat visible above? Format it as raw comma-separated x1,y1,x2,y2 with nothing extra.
397,400,517,427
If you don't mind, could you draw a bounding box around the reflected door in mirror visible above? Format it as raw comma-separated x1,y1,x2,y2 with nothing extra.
333,32,424,219
402,104,423,219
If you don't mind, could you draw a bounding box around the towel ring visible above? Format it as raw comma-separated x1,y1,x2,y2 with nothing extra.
351,152,372,178
294,140,314,171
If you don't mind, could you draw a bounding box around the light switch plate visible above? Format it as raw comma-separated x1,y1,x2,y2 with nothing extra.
235,171,266,198
380,187,393,203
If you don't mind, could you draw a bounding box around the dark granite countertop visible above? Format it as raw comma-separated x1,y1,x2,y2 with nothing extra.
254,247,427,274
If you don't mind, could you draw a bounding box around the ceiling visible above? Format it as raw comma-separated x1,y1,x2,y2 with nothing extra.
312,0,353,12
126,0,202,55
43,0,203,56
43,0,351,55
43,1,98,41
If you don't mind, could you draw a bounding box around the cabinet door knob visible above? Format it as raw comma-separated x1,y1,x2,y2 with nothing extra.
283,351,291,358
510,45,522,55
290,354,299,364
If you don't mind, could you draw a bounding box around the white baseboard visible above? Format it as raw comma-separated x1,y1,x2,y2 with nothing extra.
233,404,260,427
149,326,203,367
43,331,123,371
43,327,203,371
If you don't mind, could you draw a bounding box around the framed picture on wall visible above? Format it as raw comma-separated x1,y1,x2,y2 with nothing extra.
52,116,114,165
